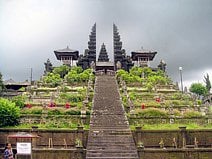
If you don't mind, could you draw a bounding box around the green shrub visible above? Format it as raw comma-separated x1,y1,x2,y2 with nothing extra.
183,110,203,118
145,101,161,107
86,111,91,115
59,93,84,103
172,100,181,106
64,109,81,115
173,110,182,117
171,93,182,100
0,98,20,127
11,95,26,108
135,108,168,117
47,107,65,115
21,106,43,114
43,73,62,87
196,100,202,105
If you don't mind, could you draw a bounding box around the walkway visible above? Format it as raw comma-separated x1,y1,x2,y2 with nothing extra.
86,75,139,159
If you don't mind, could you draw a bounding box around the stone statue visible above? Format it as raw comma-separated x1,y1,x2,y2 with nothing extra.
184,86,188,93
84,49,89,56
44,59,53,75
90,61,95,70
158,59,166,72
116,61,122,70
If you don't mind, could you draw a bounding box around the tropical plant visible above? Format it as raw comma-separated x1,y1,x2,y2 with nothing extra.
43,73,62,87
0,98,20,127
53,65,70,78
11,95,27,108
189,83,207,97
65,68,93,84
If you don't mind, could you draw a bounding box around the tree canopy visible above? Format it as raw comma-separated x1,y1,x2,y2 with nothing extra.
53,65,70,78
189,83,207,96
116,66,171,86
43,73,62,87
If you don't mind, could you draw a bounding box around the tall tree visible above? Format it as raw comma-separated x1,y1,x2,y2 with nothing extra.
204,73,211,93
189,83,207,97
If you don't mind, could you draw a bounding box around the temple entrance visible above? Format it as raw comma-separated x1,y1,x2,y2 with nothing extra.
95,61,115,75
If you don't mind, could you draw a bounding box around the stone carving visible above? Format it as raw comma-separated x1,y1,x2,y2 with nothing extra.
158,59,166,72
44,59,53,75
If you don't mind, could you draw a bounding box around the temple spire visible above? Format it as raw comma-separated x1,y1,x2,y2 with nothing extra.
87,23,96,63
98,43,109,62
77,23,96,69
113,24,133,71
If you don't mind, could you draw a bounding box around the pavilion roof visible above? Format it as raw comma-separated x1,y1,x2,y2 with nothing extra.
54,46,79,60
131,48,157,61
4,79,30,86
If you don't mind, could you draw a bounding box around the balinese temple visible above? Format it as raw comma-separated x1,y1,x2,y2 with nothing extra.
96,43,114,72
113,24,133,71
77,23,96,69
52,23,166,73
98,43,109,62
54,46,79,66
131,47,157,67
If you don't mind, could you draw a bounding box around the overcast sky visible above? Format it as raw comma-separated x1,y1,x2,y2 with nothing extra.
0,0,212,88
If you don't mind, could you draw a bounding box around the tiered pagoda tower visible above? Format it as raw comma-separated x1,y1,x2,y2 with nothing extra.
87,23,96,64
98,43,109,62
113,24,133,71
77,23,96,69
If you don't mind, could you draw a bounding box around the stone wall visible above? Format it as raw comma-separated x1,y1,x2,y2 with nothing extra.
0,128,211,159
138,149,211,159
0,148,85,159
0,128,88,148
133,128,212,148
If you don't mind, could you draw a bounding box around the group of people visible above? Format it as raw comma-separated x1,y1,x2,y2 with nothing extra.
3,143,14,159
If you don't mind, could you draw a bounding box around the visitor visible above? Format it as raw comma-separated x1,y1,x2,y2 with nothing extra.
3,143,14,159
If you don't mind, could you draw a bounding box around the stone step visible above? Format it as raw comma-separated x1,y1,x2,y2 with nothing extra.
86,75,139,159
86,150,138,157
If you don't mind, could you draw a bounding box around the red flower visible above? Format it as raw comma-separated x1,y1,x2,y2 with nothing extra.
65,102,70,109
156,98,161,103
25,103,32,108
141,104,145,109
49,102,56,107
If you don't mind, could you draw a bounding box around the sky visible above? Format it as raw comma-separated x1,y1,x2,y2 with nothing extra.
0,0,212,88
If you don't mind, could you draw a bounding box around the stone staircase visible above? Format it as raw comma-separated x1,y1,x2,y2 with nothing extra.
86,75,139,159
